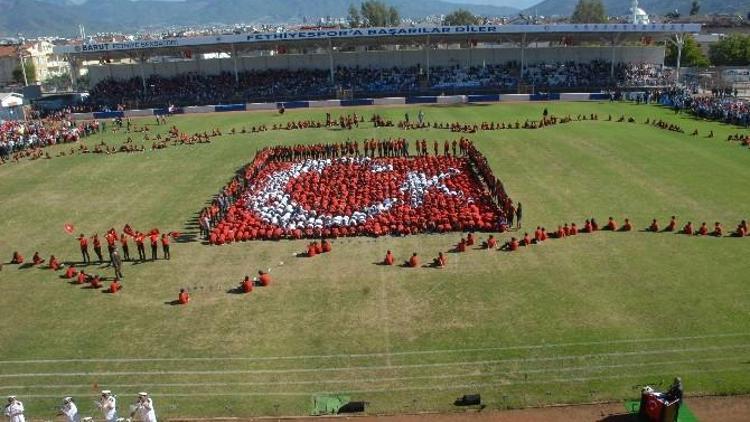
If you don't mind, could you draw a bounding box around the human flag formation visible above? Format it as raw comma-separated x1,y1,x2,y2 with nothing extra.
210,155,503,243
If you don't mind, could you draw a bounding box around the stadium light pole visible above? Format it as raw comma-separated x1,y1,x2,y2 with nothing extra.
327,38,335,84
231,43,240,86
16,35,29,87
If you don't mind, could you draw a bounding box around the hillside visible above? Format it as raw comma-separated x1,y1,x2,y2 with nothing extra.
0,0,518,37
523,0,748,17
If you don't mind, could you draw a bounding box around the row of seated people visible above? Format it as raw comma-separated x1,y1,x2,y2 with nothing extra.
78,62,672,111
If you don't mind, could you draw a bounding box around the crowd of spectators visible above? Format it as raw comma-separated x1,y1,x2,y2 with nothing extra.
657,88,750,127
80,61,672,111
0,117,99,158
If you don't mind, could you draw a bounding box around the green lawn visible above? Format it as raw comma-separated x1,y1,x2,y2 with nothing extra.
0,102,749,419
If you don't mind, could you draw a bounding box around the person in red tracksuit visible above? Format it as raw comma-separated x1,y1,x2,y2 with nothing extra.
78,234,90,263
161,234,170,260
150,232,159,261
120,233,130,261
92,234,104,263
135,232,146,261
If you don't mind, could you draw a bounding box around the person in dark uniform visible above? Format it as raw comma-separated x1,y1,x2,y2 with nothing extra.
665,377,683,419
516,202,523,229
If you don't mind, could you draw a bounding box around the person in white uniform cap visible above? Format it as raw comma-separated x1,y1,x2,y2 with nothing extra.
130,393,156,422
4,396,24,422
96,391,117,422
59,397,80,422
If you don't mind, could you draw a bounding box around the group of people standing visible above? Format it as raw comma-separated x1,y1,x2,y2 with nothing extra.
5,391,156,422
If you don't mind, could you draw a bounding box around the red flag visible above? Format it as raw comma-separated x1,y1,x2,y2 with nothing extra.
169,231,181,240
123,224,135,237
209,155,503,243
64,223,75,234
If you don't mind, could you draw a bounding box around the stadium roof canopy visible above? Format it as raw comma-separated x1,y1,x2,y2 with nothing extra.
54,23,702,58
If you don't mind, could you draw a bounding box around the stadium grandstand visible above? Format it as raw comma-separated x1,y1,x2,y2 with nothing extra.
51,23,701,112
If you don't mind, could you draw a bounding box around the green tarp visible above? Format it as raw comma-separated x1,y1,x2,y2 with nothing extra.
311,394,351,416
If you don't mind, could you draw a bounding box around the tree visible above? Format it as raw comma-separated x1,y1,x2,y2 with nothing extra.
12,60,36,84
666,35,709,68
359,0,400,27
570,0,606,24
709,34,750,66
443,9,481,26
347,4,361,28
689,0,700,16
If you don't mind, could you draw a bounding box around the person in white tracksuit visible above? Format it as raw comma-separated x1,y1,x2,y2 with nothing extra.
59,397,80,422
97,391,117,422
130,393,156,422
4,396,24,422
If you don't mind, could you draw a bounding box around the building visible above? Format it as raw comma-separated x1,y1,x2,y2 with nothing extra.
0,92,24,121
0,45,21,87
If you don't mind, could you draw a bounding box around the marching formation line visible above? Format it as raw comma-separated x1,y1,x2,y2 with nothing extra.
0,356,741,391
9,367,749,399
0,332,747,365
1,344,747,379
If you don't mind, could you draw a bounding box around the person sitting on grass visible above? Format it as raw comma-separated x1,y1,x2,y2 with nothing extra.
697,222,708,236
540,227,548,241
485,235,497,249
649,219,659,232
32,252,45,266
621,218,633,232
583,220,593,233
307,242,317,257
76,270,87,285
466,233,475,246
570,223,578,235
258,270,271,287
49,255,61,271
591,218,599,231
456,238,466,252
605,217,618,231
433,252,447,268
713,222,723,237
383,250,395,265
665,216,677,232
555,226,566,239
506,237,520,251
65,265,78,279
735,220,748,237
521,233,532,246
11,251,24,264
108,279,121,294
408,252,420,268
322,239,332,253
562,223,571,236
241,275,253,293
178,288,190,305
683,221,694,235
90,275,103,289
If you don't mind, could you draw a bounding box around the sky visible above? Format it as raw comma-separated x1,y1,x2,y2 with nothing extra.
111,0,544,8
445,0,541,8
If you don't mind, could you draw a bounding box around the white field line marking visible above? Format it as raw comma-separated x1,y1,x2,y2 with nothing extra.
10,367,750,399
1,344,747,378
0,356,741,391
0,332,747,365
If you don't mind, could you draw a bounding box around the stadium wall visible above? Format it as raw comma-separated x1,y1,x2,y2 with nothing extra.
79,93,612,120
86,46,665,85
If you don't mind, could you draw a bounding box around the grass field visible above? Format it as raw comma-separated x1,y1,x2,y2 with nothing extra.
0,101,749,419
